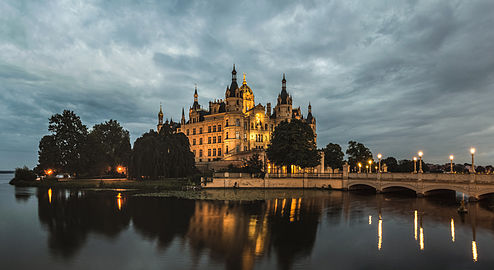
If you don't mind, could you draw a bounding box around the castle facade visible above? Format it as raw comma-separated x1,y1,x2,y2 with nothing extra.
157,65,316,169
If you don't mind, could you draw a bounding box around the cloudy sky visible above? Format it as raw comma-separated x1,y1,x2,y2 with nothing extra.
1,0,494,170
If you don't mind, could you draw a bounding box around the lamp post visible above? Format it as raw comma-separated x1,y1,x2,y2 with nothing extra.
470,148,476,173
413,157,417,173
358,162,362,173
449,155,454,173
377,153,382,173
366,165,369,173
368,160,373,173
418,151,423,173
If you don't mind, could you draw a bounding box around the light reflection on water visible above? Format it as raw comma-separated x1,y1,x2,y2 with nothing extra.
2,174,494,270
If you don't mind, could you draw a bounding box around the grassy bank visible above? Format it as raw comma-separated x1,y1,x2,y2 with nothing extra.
10,178,195,190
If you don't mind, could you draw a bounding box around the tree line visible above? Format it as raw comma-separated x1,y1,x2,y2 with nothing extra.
35,110,195,179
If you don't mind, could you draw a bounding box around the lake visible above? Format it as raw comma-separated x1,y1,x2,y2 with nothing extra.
1,172,493,269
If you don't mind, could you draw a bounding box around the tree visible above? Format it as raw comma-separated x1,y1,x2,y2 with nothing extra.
129,126,195,179
323,143,344,170
245,154,264,174
85,119,131,175
346,141,372,168
37,135,61,174
382,157,398,172
266,119,320,171
38,110,88,176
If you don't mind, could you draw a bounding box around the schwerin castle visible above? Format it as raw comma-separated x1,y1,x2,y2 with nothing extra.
156,65,318,173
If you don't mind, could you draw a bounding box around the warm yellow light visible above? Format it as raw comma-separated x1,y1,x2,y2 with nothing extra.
378,217,383,250
369,215,372,225
472,241,478,262
470,148,476,154
366,165,369,169
116,192,122,199
418,151,423,157
377,153,382,159
45,169,53,176
358,163,362,168
419,227,424,250
368,160,373,165
48,188,52,204
413,156,417,161
414,210,418,241
450,218,455,242
117,166,124,173
450,155,454,161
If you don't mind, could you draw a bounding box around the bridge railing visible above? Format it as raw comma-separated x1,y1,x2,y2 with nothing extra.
267,173,343,179
348,172,494,183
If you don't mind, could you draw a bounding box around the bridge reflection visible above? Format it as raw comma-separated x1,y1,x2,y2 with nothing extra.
33,189,494,268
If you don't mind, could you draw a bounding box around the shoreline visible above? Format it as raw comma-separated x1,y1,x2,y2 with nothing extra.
9,178,195,190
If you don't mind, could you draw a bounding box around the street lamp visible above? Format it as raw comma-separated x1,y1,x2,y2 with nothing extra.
358,162,362,173
377,153,382,173
366,165,369,173
449,155,454,173
470,148,476,173
418,151,423,173
368,160,373,173
413,157,417,173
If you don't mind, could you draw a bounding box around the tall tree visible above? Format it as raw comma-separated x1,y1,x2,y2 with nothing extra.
266,119,320,171
382,157,398,172
88,119,131,173
245,154,264,174
323,143,344,170
346,141,373,168
37,135,61,174
129,126,195,179
42,110,88,175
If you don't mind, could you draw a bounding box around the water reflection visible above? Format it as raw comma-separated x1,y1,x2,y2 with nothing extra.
31,189,494,269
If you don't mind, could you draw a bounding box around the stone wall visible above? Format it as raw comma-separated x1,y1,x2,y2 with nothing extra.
202,177,345,189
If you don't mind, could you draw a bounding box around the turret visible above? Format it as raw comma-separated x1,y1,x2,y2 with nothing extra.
225,64,242,112
157,103,164,132
181,107,186,125
274,73,293,122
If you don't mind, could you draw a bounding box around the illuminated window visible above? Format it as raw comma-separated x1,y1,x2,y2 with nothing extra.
218,136,222,143
218,125,222,132
199,127,203,134
199,150,203,157
235,131,239,139
213,137,216,143
208,149,211,156
218,148,222,156
213,125,216,132
193,128,196,135
213,149,216,156
208,126,211,133
199,138,203,145
208,137,211,144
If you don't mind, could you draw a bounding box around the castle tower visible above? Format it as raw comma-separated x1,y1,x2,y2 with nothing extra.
181,107,186,125
157,103,164,133
306,102,316,137
189,85,201,123
274,73,293,123
225,64,242,112
239,73,254,113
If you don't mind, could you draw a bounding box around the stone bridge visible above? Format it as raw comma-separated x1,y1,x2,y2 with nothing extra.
206,171,494,200
346,172,494,201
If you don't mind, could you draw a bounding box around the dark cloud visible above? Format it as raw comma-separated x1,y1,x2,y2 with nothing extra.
1,0,494,169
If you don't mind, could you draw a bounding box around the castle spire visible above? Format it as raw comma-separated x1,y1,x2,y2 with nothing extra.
308,102,312,113
158,102,163,125
282,73,286,91
232,64,237,82
243,73,247,85
194,84,198,102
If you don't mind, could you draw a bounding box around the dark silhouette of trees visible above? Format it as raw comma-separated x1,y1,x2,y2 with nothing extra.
245,154,264,174
346,141,373,168
323,143,344,170
129,126,195,179
382,157,398,172
82,120,131,176
37,110,88,176
266,119,320,171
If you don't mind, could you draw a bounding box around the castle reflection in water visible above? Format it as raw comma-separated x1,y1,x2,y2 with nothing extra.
27,188,494,269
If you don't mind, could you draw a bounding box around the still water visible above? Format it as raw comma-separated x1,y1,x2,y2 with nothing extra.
1,173,494,270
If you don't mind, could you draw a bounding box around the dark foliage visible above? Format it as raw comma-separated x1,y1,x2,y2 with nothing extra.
14,166,37,181
346,141,373,168
129,126,196,179
323,143,344,169
266,119,320,171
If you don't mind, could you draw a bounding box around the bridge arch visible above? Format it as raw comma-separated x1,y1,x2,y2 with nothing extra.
422,185,469,195
381,183,418,193
348,181,377,191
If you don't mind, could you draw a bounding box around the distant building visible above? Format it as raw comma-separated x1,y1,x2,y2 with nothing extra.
157,65,316,171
